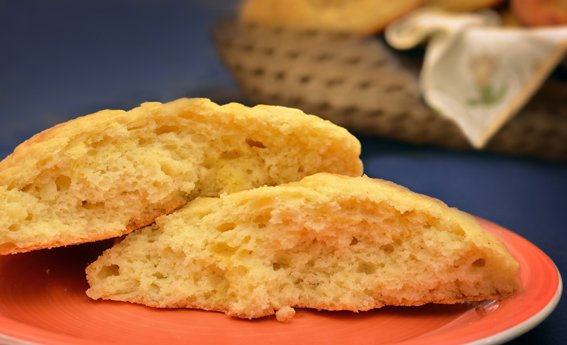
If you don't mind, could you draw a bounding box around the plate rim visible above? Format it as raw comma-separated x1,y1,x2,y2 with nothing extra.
466,264,562,345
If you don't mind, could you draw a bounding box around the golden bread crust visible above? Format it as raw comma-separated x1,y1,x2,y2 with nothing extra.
240,0,422,35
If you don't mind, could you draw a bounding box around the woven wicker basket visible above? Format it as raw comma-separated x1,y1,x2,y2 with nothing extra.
213,20,567,161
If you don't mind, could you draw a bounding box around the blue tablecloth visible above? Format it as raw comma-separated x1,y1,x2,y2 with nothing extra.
0,1,564,344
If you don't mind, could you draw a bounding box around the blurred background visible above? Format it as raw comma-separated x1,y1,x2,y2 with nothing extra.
0,0,565,344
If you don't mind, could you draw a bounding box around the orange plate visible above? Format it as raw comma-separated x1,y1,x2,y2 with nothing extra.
0,219,562,345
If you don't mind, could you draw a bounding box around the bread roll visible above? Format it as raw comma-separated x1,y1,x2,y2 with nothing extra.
240,0,422,35
86,173,519,320
0,99,362,254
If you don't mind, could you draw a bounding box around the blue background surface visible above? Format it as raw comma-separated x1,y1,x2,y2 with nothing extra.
0,1,565,343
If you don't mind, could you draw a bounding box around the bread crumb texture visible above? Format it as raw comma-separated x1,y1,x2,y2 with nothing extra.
0,99,362,254
86,173,520,320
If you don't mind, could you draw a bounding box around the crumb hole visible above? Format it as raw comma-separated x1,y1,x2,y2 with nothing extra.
211,243,236,257
350,237,358,245
381,244,394,253
149,283,160,294
8,224,19,232
98,264,120,279
472,258,486,267
357,262,376,274
153,272,166,279
245,138,266,148
219,151,241,160
81,201,105,210
241,236,251,246
217,223,236,232
452,226,466,236
91,136,112,148
55,175,71,192
253,213,271,227
155,125,179,135
272,262,282,271
160,162,174,176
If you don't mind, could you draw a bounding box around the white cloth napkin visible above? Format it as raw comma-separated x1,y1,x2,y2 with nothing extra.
386,9,567,148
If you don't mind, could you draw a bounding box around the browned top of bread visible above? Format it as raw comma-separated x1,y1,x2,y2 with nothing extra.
240,0,422,36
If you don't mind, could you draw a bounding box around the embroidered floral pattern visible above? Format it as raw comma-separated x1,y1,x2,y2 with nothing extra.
467,54,507,106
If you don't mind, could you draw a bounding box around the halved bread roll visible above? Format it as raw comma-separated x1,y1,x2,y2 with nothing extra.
86,173,519,321
0,99,362,254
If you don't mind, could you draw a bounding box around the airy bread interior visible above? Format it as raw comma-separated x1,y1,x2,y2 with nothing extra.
86,173,519,320
0,99,362,254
